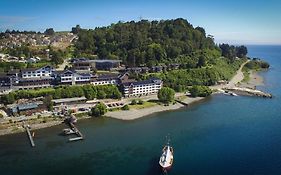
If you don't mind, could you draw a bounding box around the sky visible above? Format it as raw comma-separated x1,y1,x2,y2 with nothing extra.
0,0,281,45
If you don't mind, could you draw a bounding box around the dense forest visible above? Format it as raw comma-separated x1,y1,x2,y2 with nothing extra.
74,18,225,66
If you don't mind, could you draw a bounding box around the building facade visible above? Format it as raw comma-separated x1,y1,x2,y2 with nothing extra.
122,78,162,97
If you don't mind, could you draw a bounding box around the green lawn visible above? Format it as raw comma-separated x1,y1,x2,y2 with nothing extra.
129,101,158,109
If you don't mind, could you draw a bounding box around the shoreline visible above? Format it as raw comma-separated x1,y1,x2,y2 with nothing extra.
0,61,266,136
238,70,264,89
106,97,205,120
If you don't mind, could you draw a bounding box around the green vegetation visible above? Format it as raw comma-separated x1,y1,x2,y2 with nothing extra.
74,18,219,66
146,58,245,92
129,101,157,109
242,59,270,82
130,99,137,105
0,62,26,72
121,104,130,110
1,84,122,104
157,87,175,104
90,102,107,117
219,44,248,61
189,85,212,97
245,59,270,70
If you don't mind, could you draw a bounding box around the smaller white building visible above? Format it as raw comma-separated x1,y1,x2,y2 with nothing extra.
21,65,54,78
57,70,92,85
122,78,162,97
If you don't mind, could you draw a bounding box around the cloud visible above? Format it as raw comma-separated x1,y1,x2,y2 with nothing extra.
0,16,38,31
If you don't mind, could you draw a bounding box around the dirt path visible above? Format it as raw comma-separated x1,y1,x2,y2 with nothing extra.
211,60,250,90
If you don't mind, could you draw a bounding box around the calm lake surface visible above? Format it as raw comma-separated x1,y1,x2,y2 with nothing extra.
0,45,281,175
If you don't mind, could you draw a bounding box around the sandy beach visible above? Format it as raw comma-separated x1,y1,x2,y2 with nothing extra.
106,97,205,120
238,70,264,89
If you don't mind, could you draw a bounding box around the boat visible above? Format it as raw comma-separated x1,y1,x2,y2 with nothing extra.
62,128,75,135
230,92,238,96
159,140,174,172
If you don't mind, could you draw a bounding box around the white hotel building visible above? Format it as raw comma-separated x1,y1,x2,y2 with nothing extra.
21,65,53,78
122,78,162,97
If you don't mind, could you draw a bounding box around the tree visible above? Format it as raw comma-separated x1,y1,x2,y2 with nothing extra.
197,55,206,68
236,45,248,58
1,92,15,104
44,28,55,35
189,85,212,97
90,102,107,117
71,25,81,34
50,49,64,65
157,87,175,104
43,96,53,111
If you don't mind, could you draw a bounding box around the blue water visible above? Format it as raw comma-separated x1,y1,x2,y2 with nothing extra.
0,45,281,175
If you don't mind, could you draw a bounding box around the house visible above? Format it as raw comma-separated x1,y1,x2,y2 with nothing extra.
91,74,119,86
122,78,162,97
0,74,13,93
17,77,53,90
52,97,87,106
92,60,122,70
127,67,142,74
151,66,163,73
141,67,150,73
21,65,54,79
72,58,92,71
56,70,92,85
169,63,180,70
8,102,45,116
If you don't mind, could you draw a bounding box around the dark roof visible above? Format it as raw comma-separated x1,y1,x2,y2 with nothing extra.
122,78,162,87
19,77,53,82
92,59,122,63
96,74,119,80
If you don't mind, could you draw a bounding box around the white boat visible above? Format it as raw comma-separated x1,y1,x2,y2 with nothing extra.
63,128,75,135
159,142,174,171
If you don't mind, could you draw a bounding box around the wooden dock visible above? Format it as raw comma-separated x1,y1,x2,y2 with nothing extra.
23,123,35,147
68,122,84,142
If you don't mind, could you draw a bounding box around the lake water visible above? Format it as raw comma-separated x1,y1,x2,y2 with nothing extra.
0,45,281,175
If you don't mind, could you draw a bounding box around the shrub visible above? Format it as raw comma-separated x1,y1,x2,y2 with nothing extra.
90,102,107,117
121,104,130,110
189,85,212,97
131,99,137,105
138,99,144,105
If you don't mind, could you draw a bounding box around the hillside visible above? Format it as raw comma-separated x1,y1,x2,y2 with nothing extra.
74,18,220,66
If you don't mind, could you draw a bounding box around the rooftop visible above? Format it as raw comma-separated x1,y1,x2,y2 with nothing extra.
52,97,87,104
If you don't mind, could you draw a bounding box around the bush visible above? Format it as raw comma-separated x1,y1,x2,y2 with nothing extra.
131,99,137,105
189,85,212,97
121,104,130,110
90,102,107,117
138,99,144,105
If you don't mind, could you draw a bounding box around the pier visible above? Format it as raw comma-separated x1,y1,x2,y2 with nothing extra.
223,87,272,98
63,115,84,142
23,122,35,147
